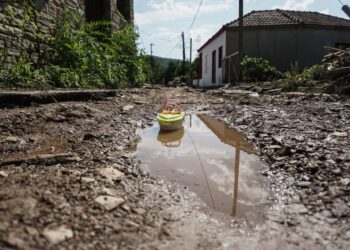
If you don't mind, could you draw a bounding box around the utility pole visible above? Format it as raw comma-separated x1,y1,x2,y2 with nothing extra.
238,0,244,81
181,32,186,62
181,32,186,76
189,38,193,86
150,43,154,83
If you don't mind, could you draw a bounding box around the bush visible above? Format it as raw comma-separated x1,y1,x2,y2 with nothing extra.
0,6,147,89
280,64,325,91
241,56,282,82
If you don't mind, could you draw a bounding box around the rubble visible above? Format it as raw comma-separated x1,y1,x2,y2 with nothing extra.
43,225,73,245
323,47,350,95
0,86,348,249
95,196,125,211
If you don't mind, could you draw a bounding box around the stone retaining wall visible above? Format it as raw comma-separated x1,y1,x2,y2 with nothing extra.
0,0,133,61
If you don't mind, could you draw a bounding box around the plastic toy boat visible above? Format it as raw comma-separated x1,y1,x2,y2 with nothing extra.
157,99,185,131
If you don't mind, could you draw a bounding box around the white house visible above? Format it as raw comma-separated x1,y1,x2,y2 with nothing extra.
197,9,350,88
197,27,226,88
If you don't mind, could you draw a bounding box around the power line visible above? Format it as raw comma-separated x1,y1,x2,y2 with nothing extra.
337,0,344,5
164,35,182,57
187,0,203,32
138,29,173,42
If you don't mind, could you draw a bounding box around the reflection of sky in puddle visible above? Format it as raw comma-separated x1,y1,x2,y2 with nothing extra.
136,115,269,219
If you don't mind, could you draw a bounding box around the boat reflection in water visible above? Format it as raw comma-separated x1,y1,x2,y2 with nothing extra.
157,127,185,148
136,114,270,221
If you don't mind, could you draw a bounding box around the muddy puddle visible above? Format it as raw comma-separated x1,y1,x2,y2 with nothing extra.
135,114,270,220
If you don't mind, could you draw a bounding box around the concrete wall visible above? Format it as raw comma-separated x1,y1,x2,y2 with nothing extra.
225,26,350,77
0,0,133,60
198,31,226,88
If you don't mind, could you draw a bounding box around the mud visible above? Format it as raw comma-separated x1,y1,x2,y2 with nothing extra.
0,86,349,249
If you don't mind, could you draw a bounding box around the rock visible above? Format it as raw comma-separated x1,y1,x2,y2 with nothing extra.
6,233,26,248
0,171,8,178
297,181,312,188
272,136,284,145
340,178,350,186
285,204,308,214
81,177,96,183
294,135,305,142
95,196,124,211
0,197,37,213
43,225,73,245
332,132,348,137
122,105,134,112
2,136,19,143
132,208,146,215
332,168,342,175
98,167,125,182
134,100,148,105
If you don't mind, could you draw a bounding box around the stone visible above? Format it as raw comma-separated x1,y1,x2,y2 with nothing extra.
81,177,95,183
95,196,124,211
272,136,284,145
43,225,73,245
0,171,8,178
122,105,134,112
132,208,146,215
332,168,342,175
332,132,348,137
98,167,125,182
2,136,18,143
285,204,308,214
340,178,350,186
297,181,312,188
294,135,305,142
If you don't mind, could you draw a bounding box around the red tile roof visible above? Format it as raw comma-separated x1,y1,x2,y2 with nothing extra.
227,9,350,27
198,9,350,52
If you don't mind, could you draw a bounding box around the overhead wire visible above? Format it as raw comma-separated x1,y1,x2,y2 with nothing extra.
186,129,216,210
165,0,203,58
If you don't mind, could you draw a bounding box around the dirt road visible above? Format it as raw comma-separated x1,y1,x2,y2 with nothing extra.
0,86,349,249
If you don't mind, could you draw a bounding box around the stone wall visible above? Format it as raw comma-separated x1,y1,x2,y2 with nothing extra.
0,0,134,61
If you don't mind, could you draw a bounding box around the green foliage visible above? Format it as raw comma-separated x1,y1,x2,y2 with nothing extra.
0,5,147,89
280,64,325,91
241,56,282,82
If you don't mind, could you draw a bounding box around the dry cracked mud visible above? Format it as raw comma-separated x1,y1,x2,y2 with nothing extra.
0,86,349,249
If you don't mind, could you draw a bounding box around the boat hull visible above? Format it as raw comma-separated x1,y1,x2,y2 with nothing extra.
157,112,185,131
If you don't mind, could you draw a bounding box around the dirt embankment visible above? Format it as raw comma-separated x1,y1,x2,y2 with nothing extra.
0,87,349,249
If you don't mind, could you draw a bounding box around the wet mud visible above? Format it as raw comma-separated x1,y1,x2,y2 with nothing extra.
0,86,349,249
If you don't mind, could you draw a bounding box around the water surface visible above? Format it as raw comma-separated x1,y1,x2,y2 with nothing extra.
136,114,270,219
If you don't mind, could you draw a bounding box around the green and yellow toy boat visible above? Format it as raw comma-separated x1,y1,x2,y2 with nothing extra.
157,99,185,131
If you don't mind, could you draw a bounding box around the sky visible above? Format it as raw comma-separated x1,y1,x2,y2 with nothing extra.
134,0,350,59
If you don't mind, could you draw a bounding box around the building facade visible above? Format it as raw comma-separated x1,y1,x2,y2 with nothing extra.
0,0,134,59
197,10,350,88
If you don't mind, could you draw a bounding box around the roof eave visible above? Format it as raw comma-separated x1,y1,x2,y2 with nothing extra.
197,26,227,53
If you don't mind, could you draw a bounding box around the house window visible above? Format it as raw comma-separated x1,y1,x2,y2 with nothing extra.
198,53,203,79
117,0,132,23
85,0,111,22
205,54,208,74
218,46,223,68
212,50,216,84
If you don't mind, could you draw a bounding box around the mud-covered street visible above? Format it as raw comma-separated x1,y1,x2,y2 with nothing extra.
0,87,349,250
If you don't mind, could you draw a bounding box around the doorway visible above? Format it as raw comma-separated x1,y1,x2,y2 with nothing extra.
212,50,216,84
85,0,111,22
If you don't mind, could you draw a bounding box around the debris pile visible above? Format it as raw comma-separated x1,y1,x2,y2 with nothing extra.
323,46,350,95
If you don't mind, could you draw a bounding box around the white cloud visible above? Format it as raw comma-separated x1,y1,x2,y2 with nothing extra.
135,0,233,26
273,0,315,11
320,9,330,15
